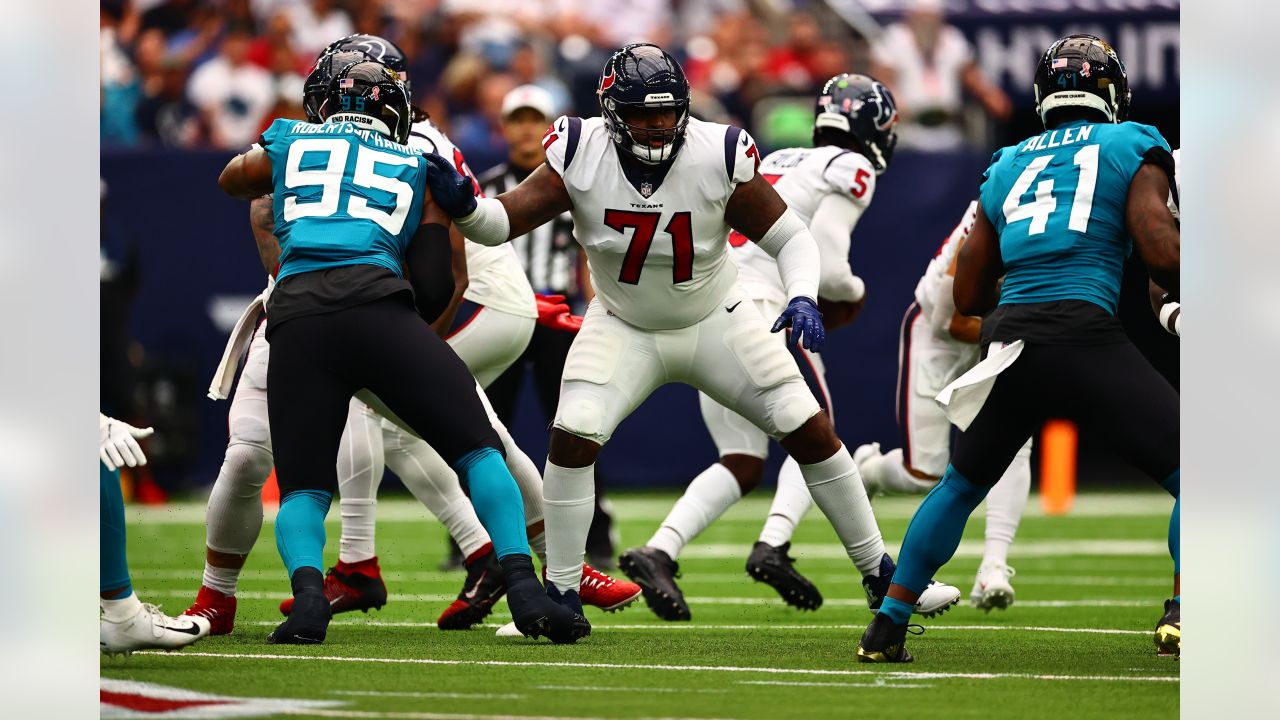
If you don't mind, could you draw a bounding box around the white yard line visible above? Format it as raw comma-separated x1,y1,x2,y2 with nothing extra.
138,650,1179,684
328,690,526,700
737,680,932,689
236,620,1148,635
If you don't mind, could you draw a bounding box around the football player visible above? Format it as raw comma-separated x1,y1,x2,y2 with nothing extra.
296,36,641,629
619,74,958,620
856,35,1180,662
854,201,1032,612
216,59,588,644
100,415,211,655
428,44,956,637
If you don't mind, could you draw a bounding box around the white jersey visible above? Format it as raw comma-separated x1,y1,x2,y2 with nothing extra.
544,116,758,330
730,145,876,306
408,120,536,319
914,200,978,322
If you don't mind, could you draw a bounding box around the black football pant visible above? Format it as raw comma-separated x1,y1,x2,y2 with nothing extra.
952,340,1179,488
267,294,502,497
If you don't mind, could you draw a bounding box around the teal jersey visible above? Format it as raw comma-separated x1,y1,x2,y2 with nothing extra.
259,118,428,282
978,120,1170,314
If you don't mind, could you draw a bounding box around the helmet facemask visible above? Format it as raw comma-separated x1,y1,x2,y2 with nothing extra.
603,97,690,165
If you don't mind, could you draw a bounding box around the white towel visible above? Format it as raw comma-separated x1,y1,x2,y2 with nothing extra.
207,291,267,401
934,339,1025,431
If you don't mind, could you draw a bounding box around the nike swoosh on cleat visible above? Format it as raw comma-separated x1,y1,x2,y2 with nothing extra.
164,622,204,636
725,301,743,312
463,571,487,600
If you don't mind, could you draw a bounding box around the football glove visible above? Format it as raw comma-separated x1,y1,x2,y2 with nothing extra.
423,152,478,219
100,414,155,471
535,294,583,332
772,296,825,352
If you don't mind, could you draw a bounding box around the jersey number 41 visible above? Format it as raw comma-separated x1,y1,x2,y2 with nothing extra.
1002,144,1099,235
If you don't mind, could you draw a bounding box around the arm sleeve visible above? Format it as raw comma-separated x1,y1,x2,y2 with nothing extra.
757,209,820,301
809,192,865,302
406,222,455,323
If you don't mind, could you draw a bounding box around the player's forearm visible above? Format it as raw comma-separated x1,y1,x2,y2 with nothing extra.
757,210,821,301
811,197,864,303
948,313,982,344
407,222,456,324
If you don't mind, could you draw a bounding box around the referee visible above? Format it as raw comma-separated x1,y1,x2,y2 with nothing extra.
479,85,618,569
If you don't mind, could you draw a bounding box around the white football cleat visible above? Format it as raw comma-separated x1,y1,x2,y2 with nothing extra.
915,580,962,617
495,621,522,638
970,562,1016,612
101,603,211,657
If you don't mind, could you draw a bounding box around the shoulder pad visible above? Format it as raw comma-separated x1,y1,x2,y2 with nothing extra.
543,115,583,176
723,126,760,185
822,150,876,205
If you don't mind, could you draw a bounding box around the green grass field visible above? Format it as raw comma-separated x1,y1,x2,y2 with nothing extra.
102,491,1178,719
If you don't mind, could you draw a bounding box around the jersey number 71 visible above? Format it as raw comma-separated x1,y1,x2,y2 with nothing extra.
604,209,694,285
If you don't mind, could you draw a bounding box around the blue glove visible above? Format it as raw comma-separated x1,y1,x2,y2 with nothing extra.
771,296,826,352
422,152,478,218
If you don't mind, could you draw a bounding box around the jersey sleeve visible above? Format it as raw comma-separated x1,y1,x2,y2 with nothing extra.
821,150,877,209
542,115,582,177
977,147,1008,233
257,118,297,150
726,126,761,185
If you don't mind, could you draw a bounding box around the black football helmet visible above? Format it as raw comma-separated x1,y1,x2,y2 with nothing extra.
320,60,412,144
1033,34,1130,127
303,50,371,123
813,74,899,175
597,43,691,165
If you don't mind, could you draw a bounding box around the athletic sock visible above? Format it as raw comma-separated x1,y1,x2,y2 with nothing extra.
338,499,377,564
878,596,914,625
1160,470,1180,575
274,489,332,578
201,563,240,596
877,448,941,494
436,497,490,558
100,463,133,599
892,464,988,593
758,457,812,547
543,460,595,592
648,463,742,559
981,444,1031,566
454,447,528,560
527,528,547,565
101,591,143,622
496,422,545,528
797,445,884,575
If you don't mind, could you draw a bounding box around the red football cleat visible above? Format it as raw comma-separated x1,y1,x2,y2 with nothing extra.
279,557,388,616
183,584,237,636
577,563,642,612
437,543,507,630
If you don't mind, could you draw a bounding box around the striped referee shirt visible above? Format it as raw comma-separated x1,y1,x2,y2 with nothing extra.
478,162,580,298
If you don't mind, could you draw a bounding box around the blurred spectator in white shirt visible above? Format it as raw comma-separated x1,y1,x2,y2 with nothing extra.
187,27,277,149
287,0,355,58
871,0,1010,151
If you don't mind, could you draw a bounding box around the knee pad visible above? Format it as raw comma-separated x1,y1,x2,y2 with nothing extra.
223,441,273,489
229,413,271,448
554,385,609,443
770,386,822,438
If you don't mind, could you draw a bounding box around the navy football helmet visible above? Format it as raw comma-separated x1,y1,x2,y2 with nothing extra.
597,43,691,165
813,74,899,175
321,34,412,91
321,60,413,145
1034,34,1130,126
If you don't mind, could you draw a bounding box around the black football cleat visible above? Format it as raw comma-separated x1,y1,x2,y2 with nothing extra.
502,556,590,644
1154,598,1180,657
268,569,331,645
437,544,507,630
746,541,823,611
618,547,691,621
855,612,922,663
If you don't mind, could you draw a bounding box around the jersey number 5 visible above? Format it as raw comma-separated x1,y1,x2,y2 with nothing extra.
1002,143,1099,235
604,209,694,285
283,138,416,235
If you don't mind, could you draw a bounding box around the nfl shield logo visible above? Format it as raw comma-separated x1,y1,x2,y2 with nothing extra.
640,181,654,198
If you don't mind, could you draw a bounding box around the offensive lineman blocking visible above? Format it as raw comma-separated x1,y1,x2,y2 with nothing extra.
428,44,955,636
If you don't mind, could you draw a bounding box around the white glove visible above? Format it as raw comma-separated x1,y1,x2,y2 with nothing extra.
99,414,155,471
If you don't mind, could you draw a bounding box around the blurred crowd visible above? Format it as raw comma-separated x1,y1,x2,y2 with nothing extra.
102,0,1012,165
